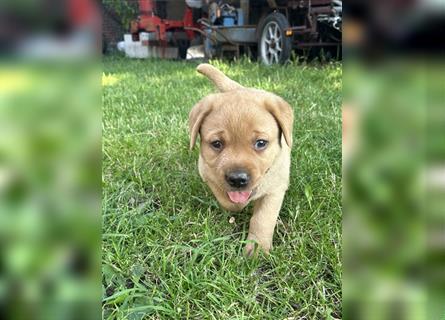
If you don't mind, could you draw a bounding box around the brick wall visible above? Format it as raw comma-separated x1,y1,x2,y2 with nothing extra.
102,5,125,53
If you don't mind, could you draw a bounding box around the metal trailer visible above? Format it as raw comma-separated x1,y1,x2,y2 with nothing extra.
200,0,342,64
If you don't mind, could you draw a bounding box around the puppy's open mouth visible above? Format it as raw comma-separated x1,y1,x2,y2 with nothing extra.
227,191,252,204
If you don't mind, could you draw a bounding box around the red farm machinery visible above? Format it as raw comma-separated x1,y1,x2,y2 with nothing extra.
123,0,342,64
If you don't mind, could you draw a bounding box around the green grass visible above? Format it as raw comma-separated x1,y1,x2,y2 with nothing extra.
102,56,342,319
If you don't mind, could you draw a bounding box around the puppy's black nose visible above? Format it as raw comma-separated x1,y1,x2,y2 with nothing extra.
225,170,250,188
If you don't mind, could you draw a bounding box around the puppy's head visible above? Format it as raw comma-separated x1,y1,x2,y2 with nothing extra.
189,64,293,205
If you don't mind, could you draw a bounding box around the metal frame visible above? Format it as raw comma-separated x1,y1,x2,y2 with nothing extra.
201,0,341,57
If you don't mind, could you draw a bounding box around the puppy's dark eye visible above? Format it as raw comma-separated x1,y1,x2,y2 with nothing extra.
210,140,223,150
254,139,268,150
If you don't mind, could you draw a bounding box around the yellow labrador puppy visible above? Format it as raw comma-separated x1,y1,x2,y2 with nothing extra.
189,64,293,255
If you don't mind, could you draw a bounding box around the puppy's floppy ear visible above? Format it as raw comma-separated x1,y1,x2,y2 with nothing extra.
188,96,214,150
264,95,294,147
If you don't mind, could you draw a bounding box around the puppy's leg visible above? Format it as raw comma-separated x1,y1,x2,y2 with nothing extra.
245,191,286,256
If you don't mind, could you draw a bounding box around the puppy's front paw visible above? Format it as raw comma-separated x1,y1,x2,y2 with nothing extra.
244,233,271,257
244,241,258,257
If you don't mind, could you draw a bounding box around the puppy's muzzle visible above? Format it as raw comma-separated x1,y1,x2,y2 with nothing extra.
225,169,250,189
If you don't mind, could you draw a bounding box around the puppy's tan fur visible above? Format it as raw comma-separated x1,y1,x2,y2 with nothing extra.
189,64,293,255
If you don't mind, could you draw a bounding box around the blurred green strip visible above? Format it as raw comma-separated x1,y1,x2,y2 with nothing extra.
343,60,445,320
0,62,101,320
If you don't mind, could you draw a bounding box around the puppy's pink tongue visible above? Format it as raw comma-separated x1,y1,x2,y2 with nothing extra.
227,191,251,204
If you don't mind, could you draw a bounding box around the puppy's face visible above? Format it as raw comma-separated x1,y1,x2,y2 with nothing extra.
190,90,293,205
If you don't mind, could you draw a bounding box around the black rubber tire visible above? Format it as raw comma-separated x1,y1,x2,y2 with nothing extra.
258,12,292,65
177,39,190,60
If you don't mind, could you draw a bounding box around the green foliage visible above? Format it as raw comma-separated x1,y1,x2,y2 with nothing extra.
103,0,138,30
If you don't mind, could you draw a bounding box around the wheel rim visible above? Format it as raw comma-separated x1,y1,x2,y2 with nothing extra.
261,21,283,65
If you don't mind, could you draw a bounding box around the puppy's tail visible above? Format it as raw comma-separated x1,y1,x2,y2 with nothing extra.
197,64,244,92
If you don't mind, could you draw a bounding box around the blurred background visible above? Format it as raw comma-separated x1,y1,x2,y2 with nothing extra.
0,0,101,319
343,0,445,319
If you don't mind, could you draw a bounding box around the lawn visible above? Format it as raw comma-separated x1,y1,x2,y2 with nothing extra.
102,56,342,319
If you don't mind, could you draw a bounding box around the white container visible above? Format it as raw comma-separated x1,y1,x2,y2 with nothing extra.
124,34,133,43
121,34,178,59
